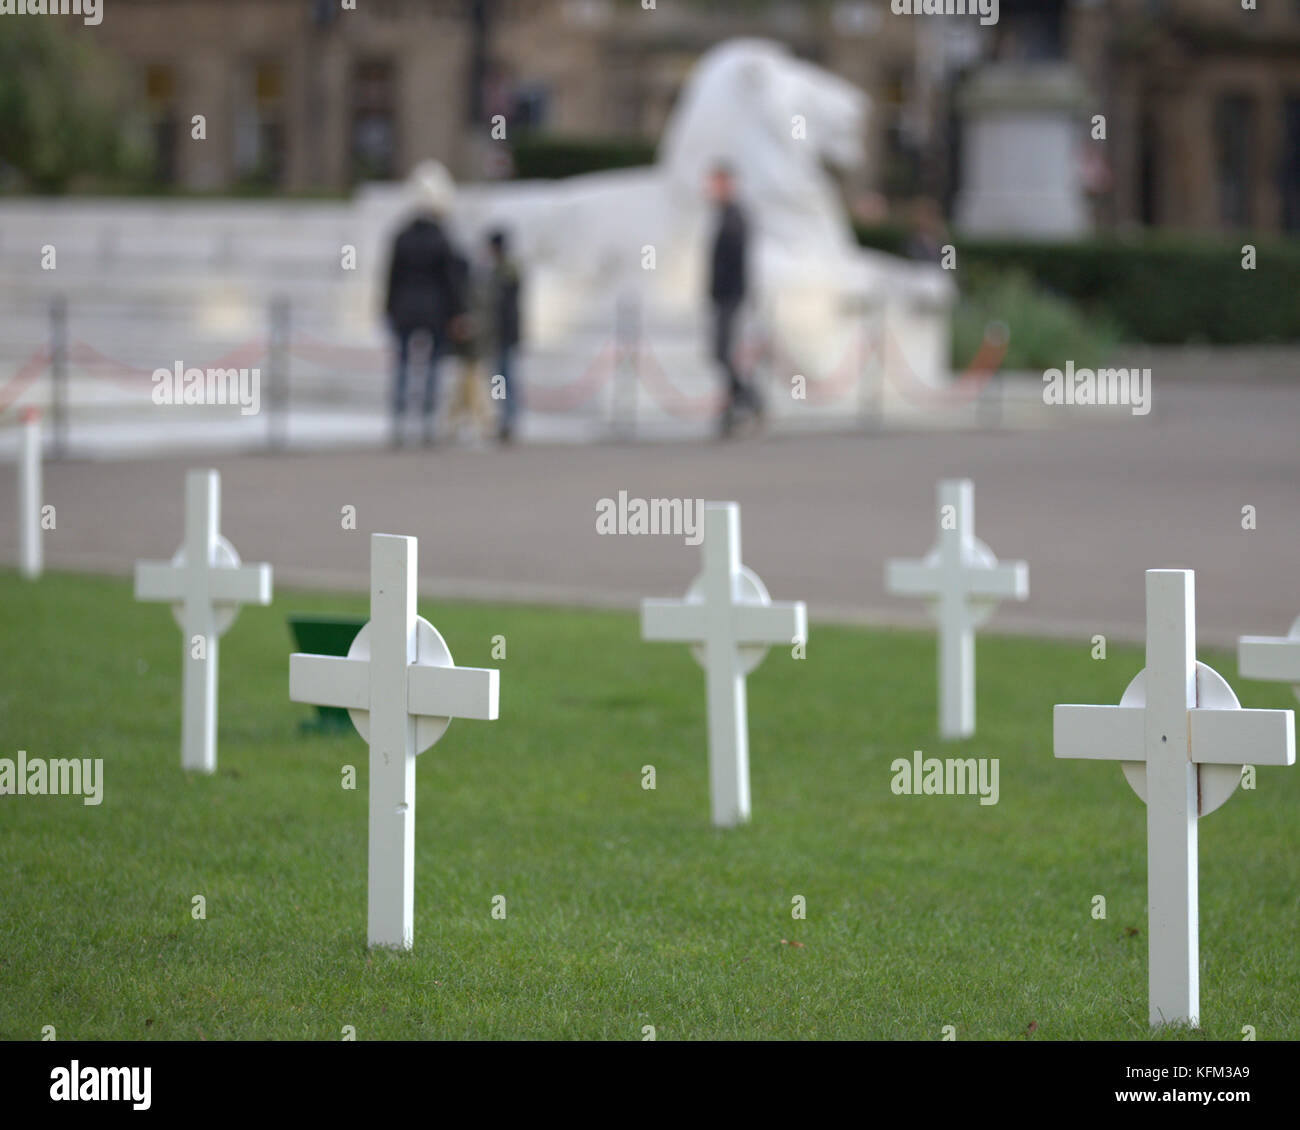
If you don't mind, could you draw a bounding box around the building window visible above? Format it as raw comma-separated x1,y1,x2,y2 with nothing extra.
1282,97,1300,232
512,82,550,131
1139,109,1159,227
352,59,397,182
881,67,919,199
993,0,1067,63
144,64,178,185
234,61,286,188
1214,94,1254,229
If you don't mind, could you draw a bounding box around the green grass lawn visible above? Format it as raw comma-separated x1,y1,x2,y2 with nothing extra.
1,569,1296,1041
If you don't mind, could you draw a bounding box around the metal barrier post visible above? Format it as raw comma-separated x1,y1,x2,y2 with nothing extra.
268,296,290,451
613,294,639,441
857,301,885,430
50,295,68,460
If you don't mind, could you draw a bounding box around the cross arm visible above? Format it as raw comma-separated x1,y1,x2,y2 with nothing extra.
1238,636,1300,683
885,559,938,597
407,664,499,721
1053,704,1146,761
289,653,369,710
733,600,807,647
967,560,1029,601
641,599,704,643
209,563,273,605
1189,708,1295,767
134,561,185,603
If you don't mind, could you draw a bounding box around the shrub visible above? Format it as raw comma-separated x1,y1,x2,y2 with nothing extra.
510,135,656,180
951,267,1120,373
0,21,147,193
857,223,1300,345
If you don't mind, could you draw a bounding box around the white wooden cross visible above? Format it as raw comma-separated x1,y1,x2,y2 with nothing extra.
134,469,272,774
1054,569,1295,1027
885,479,1028,739
1239,615,1300,701
18,408,42,580
289,533,499,950
641,502,807,828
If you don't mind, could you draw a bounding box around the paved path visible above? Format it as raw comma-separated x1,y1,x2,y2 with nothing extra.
2,376,1297,648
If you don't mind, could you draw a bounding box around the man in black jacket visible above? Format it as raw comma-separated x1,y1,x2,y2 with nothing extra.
484,229,522,443
384,160,467,447
707,162,763,437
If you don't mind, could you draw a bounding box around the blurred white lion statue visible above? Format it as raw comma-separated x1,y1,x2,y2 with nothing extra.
363,38,953,426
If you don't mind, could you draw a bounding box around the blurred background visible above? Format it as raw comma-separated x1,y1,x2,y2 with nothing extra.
1,0,1298,644
1,0,1296,456
6,0,1295,230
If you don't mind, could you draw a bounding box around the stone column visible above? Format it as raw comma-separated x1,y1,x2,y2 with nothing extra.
953,63,1091,237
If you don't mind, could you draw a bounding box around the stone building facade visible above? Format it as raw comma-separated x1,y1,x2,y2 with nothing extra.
1100,0,1300,233
61,0,1300,234
64,1,926,196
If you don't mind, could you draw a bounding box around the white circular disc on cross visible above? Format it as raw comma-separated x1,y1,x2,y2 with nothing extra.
343,616,455,754
1117,661,1244,817
685,564,773,676
918,537,1003,630
166,536,244,637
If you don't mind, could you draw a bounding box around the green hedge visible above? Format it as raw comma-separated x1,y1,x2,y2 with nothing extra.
0,19,147,193
853,222,912,258
511,135,656,180
950,268,1120,372
856,224,1300,345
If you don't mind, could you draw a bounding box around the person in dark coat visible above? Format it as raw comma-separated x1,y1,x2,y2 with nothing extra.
707,162,763,437
384,160,467,447
482,229,522,443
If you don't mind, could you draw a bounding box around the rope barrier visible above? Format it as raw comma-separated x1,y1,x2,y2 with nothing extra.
0,307,1007,429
